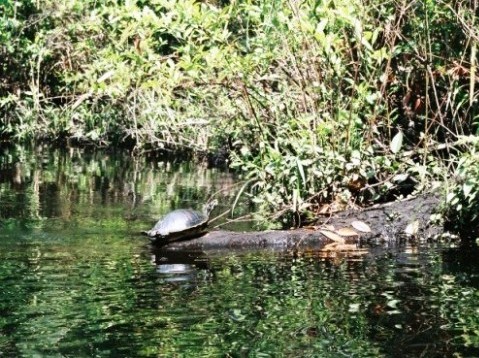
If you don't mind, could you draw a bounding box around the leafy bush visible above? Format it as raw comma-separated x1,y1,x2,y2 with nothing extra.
445,146,479,237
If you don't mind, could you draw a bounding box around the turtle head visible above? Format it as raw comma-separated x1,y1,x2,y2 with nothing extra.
142,229,157,237
203,199,218,216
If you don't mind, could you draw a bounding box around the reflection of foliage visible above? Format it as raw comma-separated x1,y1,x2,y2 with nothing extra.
0,146,238,231
200,256,380,357
0,229,478,356
437,274,479,349
0,236,154,357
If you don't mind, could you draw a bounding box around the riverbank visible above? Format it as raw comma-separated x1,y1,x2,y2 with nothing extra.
1,1,478,233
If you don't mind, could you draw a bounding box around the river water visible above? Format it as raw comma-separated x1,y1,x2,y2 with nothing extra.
0,146,478,357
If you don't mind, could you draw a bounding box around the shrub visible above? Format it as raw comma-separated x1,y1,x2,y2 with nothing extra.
445,147,479,238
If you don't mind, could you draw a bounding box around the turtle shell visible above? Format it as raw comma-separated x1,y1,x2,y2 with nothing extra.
146,209,209,242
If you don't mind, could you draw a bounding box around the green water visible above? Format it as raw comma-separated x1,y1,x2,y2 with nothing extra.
1,147,479,357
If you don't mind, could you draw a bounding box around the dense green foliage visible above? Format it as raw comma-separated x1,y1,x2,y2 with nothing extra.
445,146,479,237
1,0,478,229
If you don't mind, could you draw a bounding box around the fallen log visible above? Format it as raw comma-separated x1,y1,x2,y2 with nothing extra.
158,193,444,253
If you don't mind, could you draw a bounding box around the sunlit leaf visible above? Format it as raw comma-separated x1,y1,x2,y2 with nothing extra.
320,230,345,244
463,181,473,197
446,192,455,203
393,173,408,183
404,220,420,236
387,299,400,309
336,227,359,237
322,224,335,231
97,70,115,83
351,221,371,233
296,157,306,185
348,303,360,312
390,131,403,154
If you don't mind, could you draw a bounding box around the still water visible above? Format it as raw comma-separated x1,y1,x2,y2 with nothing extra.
0,147,479,357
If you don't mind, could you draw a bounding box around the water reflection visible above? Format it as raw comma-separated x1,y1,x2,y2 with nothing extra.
1,147,479,357
152,250,209,285
0,146,246,232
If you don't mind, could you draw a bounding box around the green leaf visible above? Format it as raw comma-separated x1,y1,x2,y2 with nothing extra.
296,157,306,185
390,131,403,154
446,192,456,203
463,181,474,198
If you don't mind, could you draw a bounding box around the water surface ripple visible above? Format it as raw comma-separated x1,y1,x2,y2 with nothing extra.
0,148,478,357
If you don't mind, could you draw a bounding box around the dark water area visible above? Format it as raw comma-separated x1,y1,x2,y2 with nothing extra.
0,146,479,357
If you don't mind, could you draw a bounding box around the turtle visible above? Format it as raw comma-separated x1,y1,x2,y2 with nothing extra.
144,200,218,243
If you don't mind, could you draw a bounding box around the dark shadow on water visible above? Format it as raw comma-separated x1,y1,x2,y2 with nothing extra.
442,242,479,286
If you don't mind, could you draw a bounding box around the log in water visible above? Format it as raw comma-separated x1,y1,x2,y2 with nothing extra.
162,193,444,252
